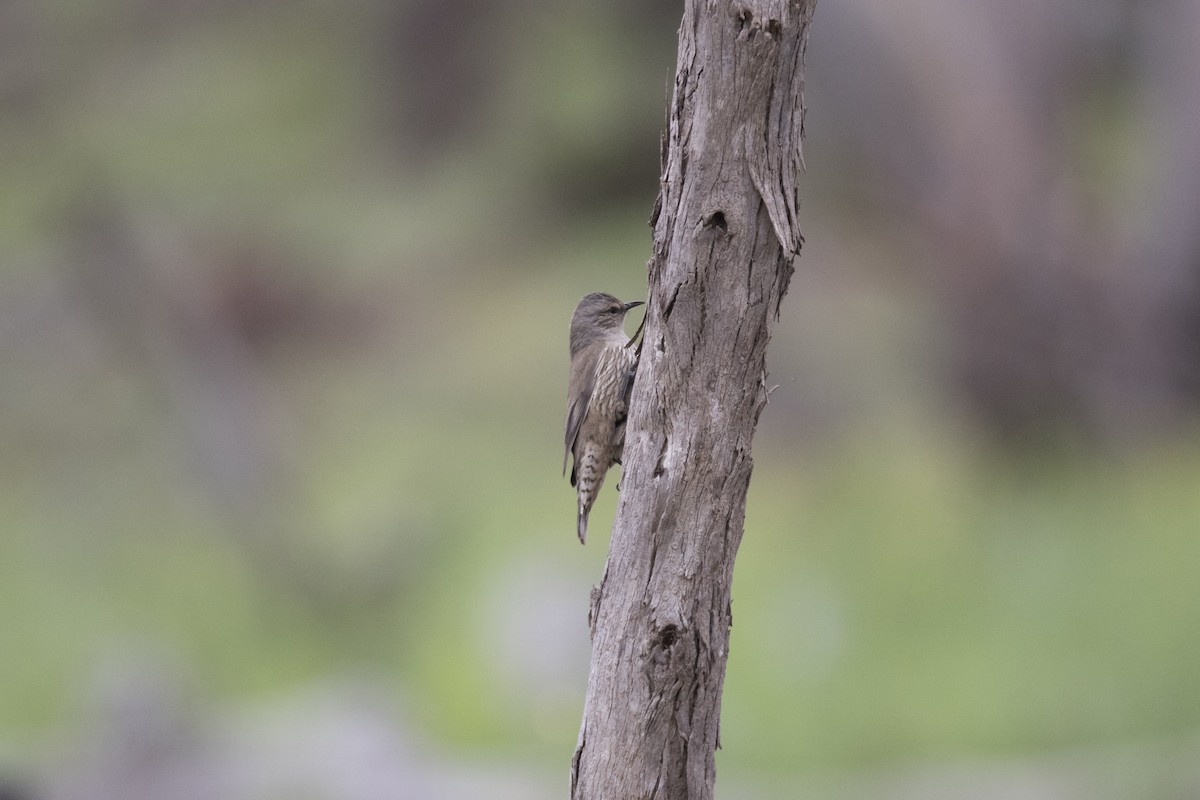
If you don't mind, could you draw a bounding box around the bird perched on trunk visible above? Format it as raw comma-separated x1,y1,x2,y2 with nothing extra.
564,292,644,544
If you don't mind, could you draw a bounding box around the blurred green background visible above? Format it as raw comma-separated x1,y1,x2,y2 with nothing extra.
3,0,1200,798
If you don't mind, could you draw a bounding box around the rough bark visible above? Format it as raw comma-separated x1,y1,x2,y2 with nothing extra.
570,1,816,798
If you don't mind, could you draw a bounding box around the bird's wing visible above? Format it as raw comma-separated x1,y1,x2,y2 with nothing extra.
563,347,599,483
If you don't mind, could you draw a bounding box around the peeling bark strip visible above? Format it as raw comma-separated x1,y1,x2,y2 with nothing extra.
570,2,816,799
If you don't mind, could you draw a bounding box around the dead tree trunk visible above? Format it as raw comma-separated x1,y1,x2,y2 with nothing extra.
570,1,816,798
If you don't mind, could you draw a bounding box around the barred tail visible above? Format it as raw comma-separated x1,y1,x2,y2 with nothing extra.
577,502,589,545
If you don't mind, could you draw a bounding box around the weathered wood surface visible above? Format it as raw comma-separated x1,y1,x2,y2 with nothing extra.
570,1,816,798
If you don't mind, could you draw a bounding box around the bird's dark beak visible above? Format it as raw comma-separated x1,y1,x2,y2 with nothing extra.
623,301,644,312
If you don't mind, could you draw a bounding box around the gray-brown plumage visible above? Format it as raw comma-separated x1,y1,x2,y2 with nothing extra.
564,292,643,544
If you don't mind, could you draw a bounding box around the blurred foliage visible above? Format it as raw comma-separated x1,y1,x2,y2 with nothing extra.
2,0,1200,797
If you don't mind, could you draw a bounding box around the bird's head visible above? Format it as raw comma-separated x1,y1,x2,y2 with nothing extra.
570,292,644,355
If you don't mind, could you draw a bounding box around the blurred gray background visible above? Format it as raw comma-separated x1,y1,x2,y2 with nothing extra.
2,0,1200,798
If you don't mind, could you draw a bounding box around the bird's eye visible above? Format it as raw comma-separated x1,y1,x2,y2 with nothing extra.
608,306,621,314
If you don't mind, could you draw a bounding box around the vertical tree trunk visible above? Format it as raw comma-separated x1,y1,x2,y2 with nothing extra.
570,1,816,798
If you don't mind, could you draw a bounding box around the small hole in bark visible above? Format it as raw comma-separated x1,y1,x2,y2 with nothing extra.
766,18,782,37
658,624,679,648
734,6,752,32
702,210,727,231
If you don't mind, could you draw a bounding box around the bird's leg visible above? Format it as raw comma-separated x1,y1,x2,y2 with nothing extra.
625,309,647,352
